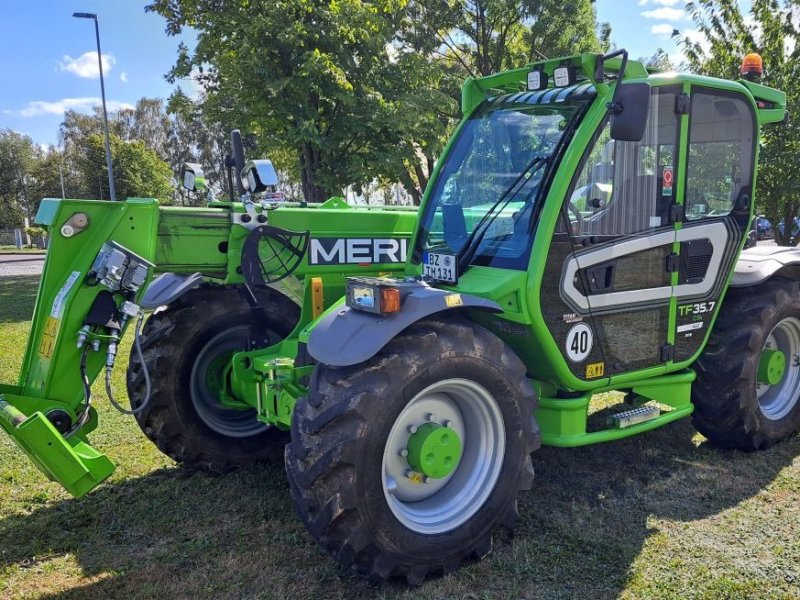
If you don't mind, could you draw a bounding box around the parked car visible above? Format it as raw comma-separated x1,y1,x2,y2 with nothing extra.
778,216,800,241
756,216,773,239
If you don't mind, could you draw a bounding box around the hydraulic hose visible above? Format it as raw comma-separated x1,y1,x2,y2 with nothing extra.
105,311,151,416
64,346,93,438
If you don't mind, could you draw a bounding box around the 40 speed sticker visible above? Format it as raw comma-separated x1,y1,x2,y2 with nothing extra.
566,322,593,362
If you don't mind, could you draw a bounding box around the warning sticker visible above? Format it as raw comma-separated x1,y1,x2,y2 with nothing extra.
50,271,81,319
662,166,674,196
444,294,463,307
38,316,60,358
585,362,605,379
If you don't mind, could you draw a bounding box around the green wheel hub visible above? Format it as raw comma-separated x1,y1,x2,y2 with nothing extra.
758,348,786,386
406,422,462,479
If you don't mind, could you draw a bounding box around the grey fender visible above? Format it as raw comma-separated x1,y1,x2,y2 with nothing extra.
140,272,204,309
307,284,503,367
731,246,800,287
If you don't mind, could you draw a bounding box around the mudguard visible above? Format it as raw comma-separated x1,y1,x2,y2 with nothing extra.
140,272,204,309
731,246,800,287
307,283,502,367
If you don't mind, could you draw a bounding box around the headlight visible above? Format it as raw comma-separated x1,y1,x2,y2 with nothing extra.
346,277,403,315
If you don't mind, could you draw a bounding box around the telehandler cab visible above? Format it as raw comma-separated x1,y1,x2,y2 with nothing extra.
1,49,796,585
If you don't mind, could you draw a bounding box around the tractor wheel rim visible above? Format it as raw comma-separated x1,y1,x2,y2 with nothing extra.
190,325,269,438
381,378,505,535
757,316,800,421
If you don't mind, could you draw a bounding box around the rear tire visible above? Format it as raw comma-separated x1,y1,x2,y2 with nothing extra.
285,317,540,584
693,278,800,449
126,286,299,472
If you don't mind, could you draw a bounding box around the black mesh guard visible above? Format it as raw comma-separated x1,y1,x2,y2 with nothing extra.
241,225,310,286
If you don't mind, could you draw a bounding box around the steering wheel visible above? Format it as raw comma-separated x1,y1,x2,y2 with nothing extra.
567,201,584,235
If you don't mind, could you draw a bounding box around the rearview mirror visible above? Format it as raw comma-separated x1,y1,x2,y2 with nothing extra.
181,163,206,192
241,159,279,193
610,82,651,142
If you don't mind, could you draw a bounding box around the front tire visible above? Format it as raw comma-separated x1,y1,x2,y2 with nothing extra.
126,286,299,472
693,278,800,449
285,317,540,584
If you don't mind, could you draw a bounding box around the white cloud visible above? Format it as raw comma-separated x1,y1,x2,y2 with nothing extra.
641,7,686,20
179,69,204,100
640,0,681,6
18,97,134,117
651,23,676,36
120,71,128,83
59,52,116,79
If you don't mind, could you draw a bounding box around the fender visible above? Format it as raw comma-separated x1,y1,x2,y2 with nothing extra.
731,246,800,287
140,272,204,309
307,282,503,367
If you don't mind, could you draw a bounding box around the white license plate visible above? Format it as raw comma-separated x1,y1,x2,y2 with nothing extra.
423,252,457,283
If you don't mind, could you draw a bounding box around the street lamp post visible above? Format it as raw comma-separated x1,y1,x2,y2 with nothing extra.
73,12,116,201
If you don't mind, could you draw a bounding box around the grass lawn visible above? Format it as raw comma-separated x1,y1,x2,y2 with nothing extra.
1,274,799,599
0,247,46,255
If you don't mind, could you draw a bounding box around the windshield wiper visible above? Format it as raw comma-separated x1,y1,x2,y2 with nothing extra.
456,155,550,276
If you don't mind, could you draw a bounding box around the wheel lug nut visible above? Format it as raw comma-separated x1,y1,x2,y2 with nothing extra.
426,412,437,422
422,475,431,484
399,448,409,458
443,419,452,428
404,469,415,479
407,424,418,434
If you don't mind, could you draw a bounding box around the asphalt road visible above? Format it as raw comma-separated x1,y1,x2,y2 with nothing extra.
0,254,45,277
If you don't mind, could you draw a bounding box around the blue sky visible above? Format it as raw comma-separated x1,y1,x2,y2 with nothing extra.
0,1,748,146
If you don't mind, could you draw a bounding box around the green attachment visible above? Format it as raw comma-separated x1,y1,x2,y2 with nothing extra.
758,348,786,385
406,422,462,479
0,397,114,497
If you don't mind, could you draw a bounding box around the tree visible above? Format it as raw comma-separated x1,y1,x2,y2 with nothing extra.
148,0,422,203
641,48,674,71
76,133,173,202
676,0,800,245
0,130,38,226
148,0,609,205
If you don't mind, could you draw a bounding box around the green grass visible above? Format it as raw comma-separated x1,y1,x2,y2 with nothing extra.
1,275,799,599
0,246,46,255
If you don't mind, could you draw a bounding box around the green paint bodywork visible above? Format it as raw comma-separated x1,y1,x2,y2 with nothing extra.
758,349,786,385
0,195,416,495
406,423,463,479
1,51,789,497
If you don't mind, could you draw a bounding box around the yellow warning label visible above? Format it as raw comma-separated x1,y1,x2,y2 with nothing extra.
43,316,59,336
444,294,463,307
585,362,605,379
38,317,60,358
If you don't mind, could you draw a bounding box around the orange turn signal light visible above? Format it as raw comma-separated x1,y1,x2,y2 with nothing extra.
380,287,401,313
740,53,763,79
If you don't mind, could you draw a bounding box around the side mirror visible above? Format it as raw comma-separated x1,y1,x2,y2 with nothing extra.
181,163,206,192
610,82,651,142
241,159,279,193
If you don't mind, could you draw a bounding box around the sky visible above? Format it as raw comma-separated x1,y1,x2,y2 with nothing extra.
0,1,751,147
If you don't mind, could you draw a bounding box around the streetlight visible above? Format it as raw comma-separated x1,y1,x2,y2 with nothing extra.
72,11,116,201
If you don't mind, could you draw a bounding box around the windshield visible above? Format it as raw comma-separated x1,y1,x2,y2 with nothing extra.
417,88,593,270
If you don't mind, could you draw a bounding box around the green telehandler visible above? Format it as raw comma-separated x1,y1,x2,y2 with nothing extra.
1,49,796,585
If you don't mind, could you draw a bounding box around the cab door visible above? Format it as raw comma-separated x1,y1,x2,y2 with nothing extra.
539,85,684,383
671,86,757,362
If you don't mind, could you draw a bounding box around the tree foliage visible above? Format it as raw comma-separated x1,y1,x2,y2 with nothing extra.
677,0,800,245
148,0,609,203
76,134,173,203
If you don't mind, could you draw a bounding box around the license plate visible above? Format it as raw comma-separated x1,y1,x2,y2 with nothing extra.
423,252,457,284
